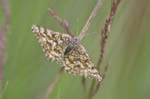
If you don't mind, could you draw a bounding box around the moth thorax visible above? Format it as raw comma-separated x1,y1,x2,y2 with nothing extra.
68,37,80,47
64,37,80,55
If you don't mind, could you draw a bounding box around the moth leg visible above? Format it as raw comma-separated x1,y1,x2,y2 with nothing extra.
48,8,72,35
82,76,87,93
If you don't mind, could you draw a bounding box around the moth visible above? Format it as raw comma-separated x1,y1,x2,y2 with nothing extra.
32,25,102,82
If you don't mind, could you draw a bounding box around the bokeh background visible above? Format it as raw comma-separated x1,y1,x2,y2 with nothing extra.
1,0,150,99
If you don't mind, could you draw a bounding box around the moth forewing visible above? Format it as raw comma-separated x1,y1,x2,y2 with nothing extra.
62,44,102,82
32,25,70,62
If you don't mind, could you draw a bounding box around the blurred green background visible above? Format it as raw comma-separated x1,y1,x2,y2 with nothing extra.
1,0,150,99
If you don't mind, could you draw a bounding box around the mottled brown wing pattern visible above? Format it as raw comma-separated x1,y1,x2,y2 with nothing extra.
62,44,102,82
32,25,102,82
32,25,71,63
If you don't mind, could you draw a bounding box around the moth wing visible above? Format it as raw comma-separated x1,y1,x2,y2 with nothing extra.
62,44,102,82
32,25,72,62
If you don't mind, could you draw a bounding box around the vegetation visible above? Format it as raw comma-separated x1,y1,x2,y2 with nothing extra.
1,0,150,99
